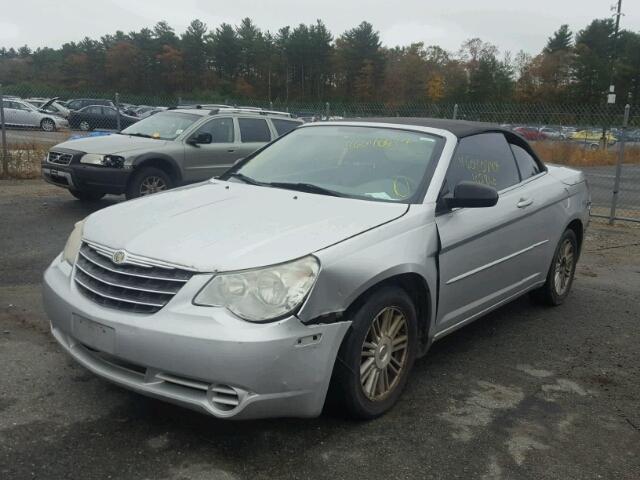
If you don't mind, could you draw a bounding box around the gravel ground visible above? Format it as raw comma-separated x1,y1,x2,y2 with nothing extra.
1,180,639,480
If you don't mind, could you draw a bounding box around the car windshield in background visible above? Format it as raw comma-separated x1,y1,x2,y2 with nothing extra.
227,125,443,203
120,111,200,140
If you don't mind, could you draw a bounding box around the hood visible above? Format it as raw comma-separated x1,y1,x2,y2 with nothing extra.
83,181,408,272
55,134,170,155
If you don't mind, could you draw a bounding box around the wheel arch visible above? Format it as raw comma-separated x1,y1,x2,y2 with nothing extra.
340,272,433,355
131,155,182,184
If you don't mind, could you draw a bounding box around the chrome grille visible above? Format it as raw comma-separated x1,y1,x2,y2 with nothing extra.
48,151,73,165
74,243,194,314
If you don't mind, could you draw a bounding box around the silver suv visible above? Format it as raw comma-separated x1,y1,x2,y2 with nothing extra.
41,106,303,201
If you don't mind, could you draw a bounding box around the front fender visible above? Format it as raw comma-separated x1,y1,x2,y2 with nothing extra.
299,205,439,338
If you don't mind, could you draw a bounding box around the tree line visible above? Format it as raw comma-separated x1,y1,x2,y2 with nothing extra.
1,18,639,105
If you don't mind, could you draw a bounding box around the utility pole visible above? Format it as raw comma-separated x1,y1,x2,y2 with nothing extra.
603,0,623,148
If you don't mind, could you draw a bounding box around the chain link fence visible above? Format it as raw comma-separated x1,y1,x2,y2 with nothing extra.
1,85,639,223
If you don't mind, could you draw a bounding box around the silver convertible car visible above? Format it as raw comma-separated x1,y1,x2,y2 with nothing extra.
43,118,590,419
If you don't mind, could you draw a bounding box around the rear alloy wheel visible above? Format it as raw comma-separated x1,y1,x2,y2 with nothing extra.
330,286,418,419
126,167,173,200
40,118,56,132
69,189,105,202
531,229,578,306
79,121,91,131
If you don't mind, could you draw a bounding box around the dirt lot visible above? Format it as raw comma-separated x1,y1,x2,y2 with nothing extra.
1,180,639,480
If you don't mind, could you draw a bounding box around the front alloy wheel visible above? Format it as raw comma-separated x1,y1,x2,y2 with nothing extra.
79,121,91,131
139,175,168,196
360,307,409,401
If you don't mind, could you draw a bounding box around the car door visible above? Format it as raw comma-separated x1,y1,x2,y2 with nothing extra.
100,107,117,129
11,101,35,126
183,117,238,181
2,101,20,125
235,117,274,158
434,133,550,335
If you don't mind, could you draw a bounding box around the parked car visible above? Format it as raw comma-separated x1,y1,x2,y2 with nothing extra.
569,129,617,146
66,98,115,111
68,105,139,131
0,98,69,131
513,126,548,141
43,118,590,420
42,107,303,201
25,97,71,118
539,126,566,140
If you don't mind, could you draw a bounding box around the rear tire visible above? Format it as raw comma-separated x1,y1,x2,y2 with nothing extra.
125,167,173,200
329,286,418,419
531,229,578,306
69,189,105,202
41,118,56,132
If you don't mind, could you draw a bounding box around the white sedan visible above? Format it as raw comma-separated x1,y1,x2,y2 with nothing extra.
1,98,69,131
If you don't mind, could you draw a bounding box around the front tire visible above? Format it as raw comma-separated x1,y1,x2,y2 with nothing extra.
330,286,418,419
531,229,578,306
125,167,172,200
69,189,105,202
79,120,91,131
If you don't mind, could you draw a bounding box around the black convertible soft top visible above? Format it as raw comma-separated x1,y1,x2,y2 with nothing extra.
348,117,512,138
341,116,547,170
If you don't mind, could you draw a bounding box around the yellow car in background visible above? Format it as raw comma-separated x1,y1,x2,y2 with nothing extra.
569,130,617,146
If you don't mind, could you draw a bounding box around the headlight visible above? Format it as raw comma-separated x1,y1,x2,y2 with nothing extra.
194,256,320,322
62,219,85,265
80,154,125,168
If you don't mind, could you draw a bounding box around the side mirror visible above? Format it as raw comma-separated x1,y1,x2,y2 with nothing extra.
188,133,212,145
444,181,498,209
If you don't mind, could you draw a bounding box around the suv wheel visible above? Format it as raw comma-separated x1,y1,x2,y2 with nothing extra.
79,121,91,131
126,167,173,200
41,118,56,132
330,286,418,419
69,189,105,202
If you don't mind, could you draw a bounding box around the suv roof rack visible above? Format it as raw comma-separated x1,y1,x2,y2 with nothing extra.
168,104,292,118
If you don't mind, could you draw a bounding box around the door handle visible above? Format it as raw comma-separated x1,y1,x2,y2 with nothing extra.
227,149,235,153
517,198,533,208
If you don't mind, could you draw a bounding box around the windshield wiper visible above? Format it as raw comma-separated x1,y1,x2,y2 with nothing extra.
227,172,267,186
126,132,154,138
268,182,345,197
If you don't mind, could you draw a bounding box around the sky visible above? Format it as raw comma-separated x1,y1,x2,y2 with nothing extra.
1,0,639,55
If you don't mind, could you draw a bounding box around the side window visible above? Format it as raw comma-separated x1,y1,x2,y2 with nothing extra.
15,102,30,111
86,106,101,115
194,117,234,143
238,118,271,143
510,144,541,179
271,119,301,137
444,133,520,192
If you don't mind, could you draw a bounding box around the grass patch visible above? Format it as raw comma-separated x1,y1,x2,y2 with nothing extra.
531,141,640,167
0,143,47,179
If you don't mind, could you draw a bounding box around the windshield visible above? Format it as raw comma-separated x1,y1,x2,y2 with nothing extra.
225,125,443,203
120,111,200,140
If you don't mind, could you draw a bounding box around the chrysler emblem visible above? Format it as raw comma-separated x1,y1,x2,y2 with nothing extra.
112,250,127,265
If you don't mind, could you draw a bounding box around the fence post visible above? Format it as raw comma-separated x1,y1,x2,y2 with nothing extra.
325,102,330,119
0,84,8,177
452,104,458,120
608,103,630,225
115,92,121,131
